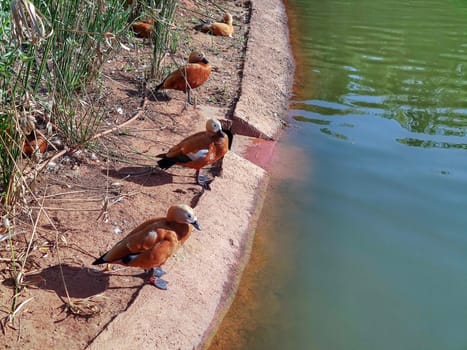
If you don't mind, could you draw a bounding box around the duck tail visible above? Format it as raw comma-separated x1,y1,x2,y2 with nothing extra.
223,128,234,150
155,81,164,91
157,157,177,169
194,22,210,32
92,254,107,265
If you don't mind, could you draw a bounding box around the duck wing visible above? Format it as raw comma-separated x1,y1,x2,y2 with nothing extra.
123,229,179,269
93,218,174,263
165,132,212,159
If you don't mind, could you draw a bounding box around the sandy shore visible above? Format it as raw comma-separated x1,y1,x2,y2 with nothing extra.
87,0,294,348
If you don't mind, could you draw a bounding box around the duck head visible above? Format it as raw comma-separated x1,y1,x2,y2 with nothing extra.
167,204,201,230
188,51,209,64
224,13,233,25
206,118,223,136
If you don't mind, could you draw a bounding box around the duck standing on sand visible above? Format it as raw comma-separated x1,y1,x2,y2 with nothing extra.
156,118,230,189
155,51,211,106
92,204,201,290
194,13,234,37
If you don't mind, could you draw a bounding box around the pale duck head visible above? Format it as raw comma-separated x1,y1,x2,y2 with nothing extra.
167,204,201,231
205,118,223,136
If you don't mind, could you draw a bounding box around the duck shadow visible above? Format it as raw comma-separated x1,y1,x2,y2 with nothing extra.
15,264,109,298
123,88,143,98
103,167,207,207
189,189,204,208
146,90,171,102
104,166,174,187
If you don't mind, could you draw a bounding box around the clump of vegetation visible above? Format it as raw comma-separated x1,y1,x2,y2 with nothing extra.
0,0,131,326
1,0,48,208
0,0,182,326
150,0,178,80
0,0,131,205
37,0,131,148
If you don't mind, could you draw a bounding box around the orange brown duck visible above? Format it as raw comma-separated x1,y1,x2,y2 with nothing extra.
156,118,231,189
194,13,234,37
22,133,47,157
131,19,154,38
92,204,201,290
130,10,158,38
155,51,211,106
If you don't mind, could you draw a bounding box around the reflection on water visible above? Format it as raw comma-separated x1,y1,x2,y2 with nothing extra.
290,0,467,148
397,137,467,150
211,0,467,349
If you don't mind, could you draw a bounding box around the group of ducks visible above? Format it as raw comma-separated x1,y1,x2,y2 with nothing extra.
92,12,236,290
93,118,229,289
131,11,234,39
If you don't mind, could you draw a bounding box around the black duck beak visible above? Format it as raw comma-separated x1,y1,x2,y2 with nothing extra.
192,220,202,231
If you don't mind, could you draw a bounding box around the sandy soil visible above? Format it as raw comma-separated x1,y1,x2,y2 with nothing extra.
0,0,293,349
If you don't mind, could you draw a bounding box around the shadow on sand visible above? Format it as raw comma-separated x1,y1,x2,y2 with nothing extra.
18,264,111,298
104,166,174,187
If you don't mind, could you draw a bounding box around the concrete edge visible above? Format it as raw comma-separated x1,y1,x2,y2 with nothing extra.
232,0,294,140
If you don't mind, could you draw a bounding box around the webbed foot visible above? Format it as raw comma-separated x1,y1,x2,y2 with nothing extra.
147,267,168,289
196,173,212,190
149,276,168,290
153,266,166,278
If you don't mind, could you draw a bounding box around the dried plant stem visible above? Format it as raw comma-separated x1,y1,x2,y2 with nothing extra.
29,207,103,212
21,188,46,273
92,98,147,140
6,186,46,324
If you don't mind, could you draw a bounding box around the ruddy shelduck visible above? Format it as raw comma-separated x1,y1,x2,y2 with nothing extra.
131,20,154,38
92,204,201,290
155,51,211,105
23,133,47,157
156,118,230,189
194,13,234,37
131,10,158,38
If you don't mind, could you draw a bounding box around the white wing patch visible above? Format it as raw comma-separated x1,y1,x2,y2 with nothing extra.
187,149,208,160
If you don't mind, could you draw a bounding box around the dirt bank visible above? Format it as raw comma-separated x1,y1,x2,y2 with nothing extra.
0,0,293,349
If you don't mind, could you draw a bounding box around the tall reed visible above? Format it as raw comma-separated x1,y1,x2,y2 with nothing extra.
0,0,131,203
37,0,130,147
0,0,40,201
0,0,133,322
150,0,178,80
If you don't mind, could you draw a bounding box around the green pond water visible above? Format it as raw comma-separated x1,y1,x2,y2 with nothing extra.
211,0,467,349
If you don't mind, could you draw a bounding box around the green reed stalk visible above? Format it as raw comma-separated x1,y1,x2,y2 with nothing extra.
150,0,178,80
0,1,29,198
35,0,130,147
0,0,131,201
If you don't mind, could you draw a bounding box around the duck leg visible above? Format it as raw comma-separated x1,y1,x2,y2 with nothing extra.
195,169,212,190
187,88,194,105
210,157,224,177
148,267,168,290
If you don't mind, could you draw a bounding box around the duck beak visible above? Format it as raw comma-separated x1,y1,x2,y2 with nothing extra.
201,57,209,64
192,220,202,231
